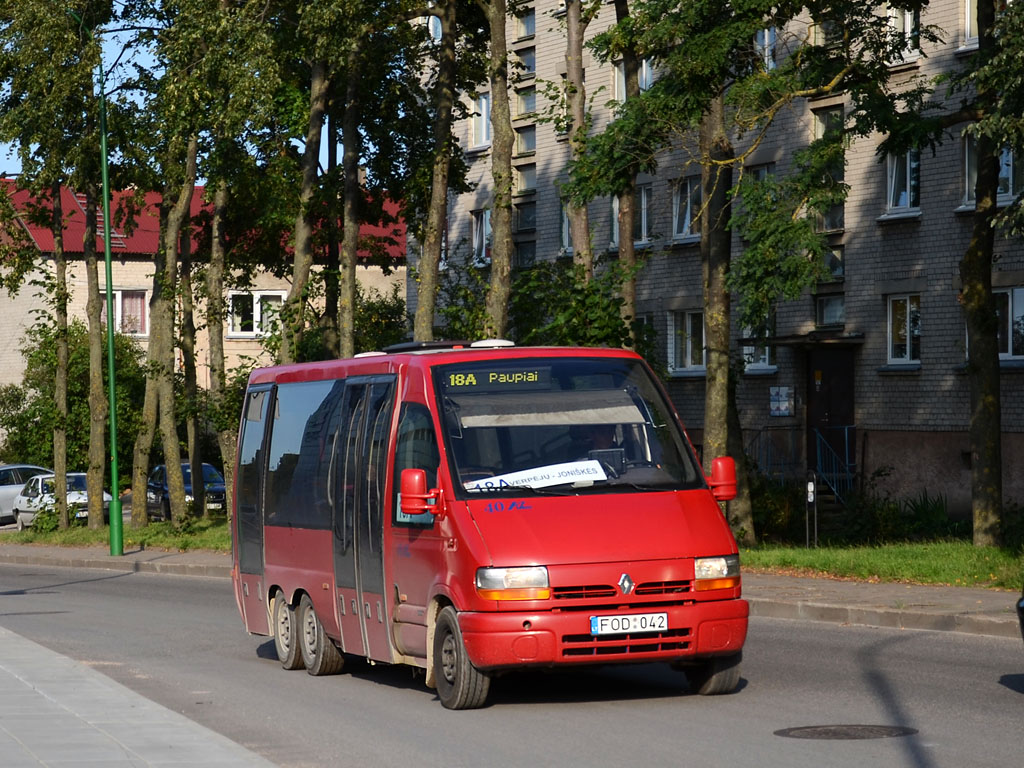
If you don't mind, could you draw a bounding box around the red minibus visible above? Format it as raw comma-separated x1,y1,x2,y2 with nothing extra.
231,342,747,709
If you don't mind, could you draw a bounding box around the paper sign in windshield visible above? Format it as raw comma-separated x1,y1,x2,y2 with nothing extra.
465,460,607,491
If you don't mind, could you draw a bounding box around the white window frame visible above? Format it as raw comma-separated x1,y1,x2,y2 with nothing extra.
995,287,1024,359
669,311,705,373
516,124,536,154
611,184,653,245
887,147,920,212
887,5,920,62
472,92,491,147
517,7,535,39
517,86,536,117
742,323,775,372
755,26,777,71
471,209,492,266
613,58,654,101
965,0,979,46
672,176,702,241
102,288,149,337
888,294,921,364
964,134,1023,207
517,47,536,75
228,290,285,338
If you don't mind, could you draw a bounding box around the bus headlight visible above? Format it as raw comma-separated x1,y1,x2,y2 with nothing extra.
694,555,740,591
476,566,551,600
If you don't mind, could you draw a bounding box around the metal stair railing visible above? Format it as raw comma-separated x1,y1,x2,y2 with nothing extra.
813,427,855,505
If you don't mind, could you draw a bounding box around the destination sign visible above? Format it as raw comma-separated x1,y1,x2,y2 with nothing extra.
442,366,551,392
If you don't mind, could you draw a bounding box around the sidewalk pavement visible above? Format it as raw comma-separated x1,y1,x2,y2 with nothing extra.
0,542,1019,767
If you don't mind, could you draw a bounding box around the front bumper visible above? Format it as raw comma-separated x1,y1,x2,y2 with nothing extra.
458,598,748,670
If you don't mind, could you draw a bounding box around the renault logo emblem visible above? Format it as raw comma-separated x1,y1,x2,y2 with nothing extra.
618,573,635,594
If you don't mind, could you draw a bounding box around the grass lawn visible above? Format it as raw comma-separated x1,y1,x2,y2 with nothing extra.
2,519,1022,591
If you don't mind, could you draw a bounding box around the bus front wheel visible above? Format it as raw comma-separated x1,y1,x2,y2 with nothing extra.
681,651,742,695
433,606,490,710
272,591,303,670
298,594,344,676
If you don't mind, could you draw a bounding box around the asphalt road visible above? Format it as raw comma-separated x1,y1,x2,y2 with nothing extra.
0,562,1020,768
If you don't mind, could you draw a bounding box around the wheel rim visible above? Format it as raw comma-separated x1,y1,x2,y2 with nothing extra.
276,601,292,654
440,631,458,684
302,607,317,657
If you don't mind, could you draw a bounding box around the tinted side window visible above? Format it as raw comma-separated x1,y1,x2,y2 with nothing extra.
265,380,345,529
393,403,439,526
236,389,270,574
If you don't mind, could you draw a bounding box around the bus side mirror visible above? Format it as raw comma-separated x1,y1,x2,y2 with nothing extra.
709,457,737,502
400,468,444,517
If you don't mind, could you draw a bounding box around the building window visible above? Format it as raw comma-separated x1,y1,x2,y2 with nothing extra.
887,5,920,60
610,184,653,245
816,294,845,326
613,58,654,100
670,311,705,372
517,86,536,117
964,134,1022,206
743,314,775,371
228,291,284,337
559,200,573,253
888,294,921,363
472,92,491,147
471,209,491,266
887,148,920,212
827,245,845,278
517,7,535,39
814,106,845,231
996,287,1024,359
514,240,536,269
755,26,777,71
516,163,536,192
101,289,148,336
516,124,536,154
516,201,536,231
517,47,536,76
427,14,442,42
673,176,702,240
966,0,978,44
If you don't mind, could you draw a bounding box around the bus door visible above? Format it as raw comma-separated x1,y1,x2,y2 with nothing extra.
332,376,397,660
235,386,273,634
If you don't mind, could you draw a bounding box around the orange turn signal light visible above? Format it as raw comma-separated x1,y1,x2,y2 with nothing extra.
476,587,552,601
694,577,740,592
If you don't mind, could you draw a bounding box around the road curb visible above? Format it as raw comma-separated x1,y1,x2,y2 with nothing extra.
748,597,1021,639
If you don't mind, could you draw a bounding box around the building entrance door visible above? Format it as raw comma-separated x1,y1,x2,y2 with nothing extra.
806,347,855,479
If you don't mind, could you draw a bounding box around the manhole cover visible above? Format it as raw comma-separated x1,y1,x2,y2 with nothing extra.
774,725,918,741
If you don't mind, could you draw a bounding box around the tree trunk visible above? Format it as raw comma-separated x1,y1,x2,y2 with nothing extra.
323,108,341,359
179,224,204,517
613,0,638,338
206,182,236,514
51,183,70,531
482,0,514,339
565,0,593,279
340,48,362,359
961,0,1002,547
83,187,108,530
414,0,458,341
281,60,330,363
159,137,199,525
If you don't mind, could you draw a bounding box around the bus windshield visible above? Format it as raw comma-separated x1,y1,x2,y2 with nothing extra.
435,356,704,496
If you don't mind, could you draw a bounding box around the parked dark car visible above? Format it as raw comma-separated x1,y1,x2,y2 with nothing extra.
0,464,51,524
145,463,226,520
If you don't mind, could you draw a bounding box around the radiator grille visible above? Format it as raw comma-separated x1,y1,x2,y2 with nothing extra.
561,628,692,657
553,581,692,600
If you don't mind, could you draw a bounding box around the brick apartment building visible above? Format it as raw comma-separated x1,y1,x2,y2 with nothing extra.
407,0,1024,513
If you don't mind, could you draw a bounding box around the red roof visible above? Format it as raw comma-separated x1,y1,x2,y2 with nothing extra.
1,180,406,262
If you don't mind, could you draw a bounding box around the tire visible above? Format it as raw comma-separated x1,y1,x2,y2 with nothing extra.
683,652,742,695
297,594,344,676
272,591,303,670
433,606,490,710
15,511,25,531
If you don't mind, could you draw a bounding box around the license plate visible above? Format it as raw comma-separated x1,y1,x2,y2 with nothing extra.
590,612,668,636
207,502,222,509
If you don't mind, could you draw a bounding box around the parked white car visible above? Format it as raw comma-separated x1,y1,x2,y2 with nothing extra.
12,473,111,529
0,464,51,524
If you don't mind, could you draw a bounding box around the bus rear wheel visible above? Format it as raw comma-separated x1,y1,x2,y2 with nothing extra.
433,606,490,710
272,591,303,670
298,594,344,676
